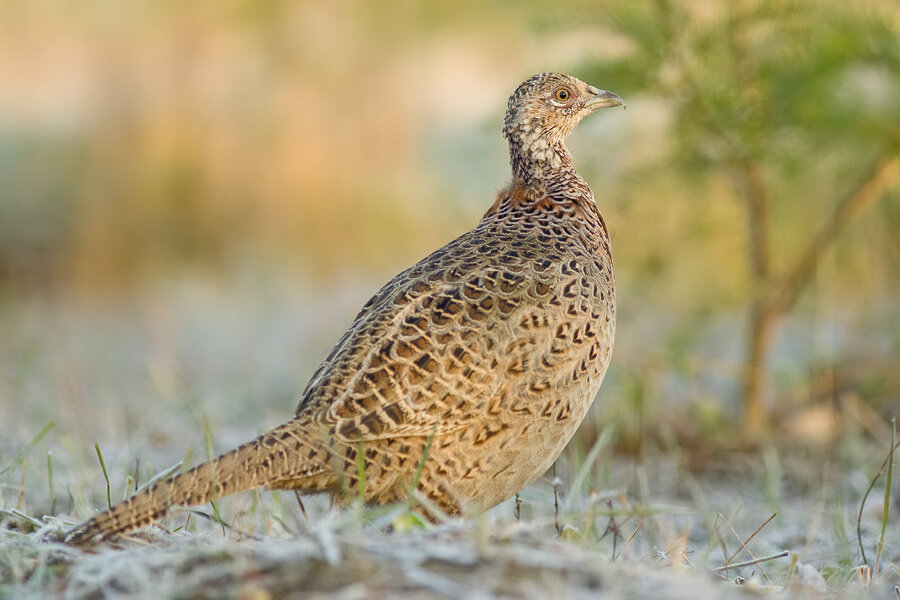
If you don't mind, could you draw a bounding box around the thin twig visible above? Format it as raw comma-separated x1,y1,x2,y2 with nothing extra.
723,513,777,566
711,513,729,569
294,490,308,521
615,522,643,561
599,498,624,560
552,462,561,535
717,513,772,582
180,508,261,541
715,551,789,571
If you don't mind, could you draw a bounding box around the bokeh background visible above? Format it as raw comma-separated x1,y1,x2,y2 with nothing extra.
1,0,898,513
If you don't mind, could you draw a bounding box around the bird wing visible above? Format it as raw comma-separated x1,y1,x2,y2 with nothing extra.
294,227,570,443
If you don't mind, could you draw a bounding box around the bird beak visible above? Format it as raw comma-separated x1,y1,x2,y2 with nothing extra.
584,87,626,110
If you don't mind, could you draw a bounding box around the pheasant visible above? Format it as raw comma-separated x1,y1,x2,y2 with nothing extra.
67,73,624,544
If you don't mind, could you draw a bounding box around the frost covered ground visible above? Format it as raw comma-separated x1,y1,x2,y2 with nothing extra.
1,282,897,598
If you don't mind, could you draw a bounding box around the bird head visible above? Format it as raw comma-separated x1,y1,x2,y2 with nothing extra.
503,73,624,181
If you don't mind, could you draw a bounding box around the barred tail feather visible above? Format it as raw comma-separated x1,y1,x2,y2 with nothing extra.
66,419,322,544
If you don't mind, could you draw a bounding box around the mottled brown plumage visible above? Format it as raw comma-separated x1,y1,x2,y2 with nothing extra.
67,73,624,544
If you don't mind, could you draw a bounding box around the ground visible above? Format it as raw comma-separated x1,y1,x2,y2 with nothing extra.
0,279,897,599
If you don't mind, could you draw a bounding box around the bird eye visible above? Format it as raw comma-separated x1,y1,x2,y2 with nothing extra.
554,88,572,103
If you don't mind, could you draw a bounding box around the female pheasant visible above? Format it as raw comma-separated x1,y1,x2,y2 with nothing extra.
67,73,625,543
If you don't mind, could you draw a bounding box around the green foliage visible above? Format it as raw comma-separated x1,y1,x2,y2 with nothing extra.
578,1,900,310
581,0,900,173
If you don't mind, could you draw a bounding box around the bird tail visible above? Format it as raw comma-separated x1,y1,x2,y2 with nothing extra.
66,419,318,544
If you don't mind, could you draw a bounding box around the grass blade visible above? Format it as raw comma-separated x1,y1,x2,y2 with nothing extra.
566,422,617,509
0,422,56,479
203,416,225,535
135,461,183,494
875,418,896,575
857,423,900,568
357,441,366,506
407,422,439,509
93,442,112,509
47,451,56,515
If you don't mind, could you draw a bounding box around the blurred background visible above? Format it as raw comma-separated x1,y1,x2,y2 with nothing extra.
1,0,898,506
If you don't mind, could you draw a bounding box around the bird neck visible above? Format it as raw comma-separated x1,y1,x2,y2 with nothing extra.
485,143,599,225
505,119,578,188
510,141,576,186
497,118,599,220
508,138,595,203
